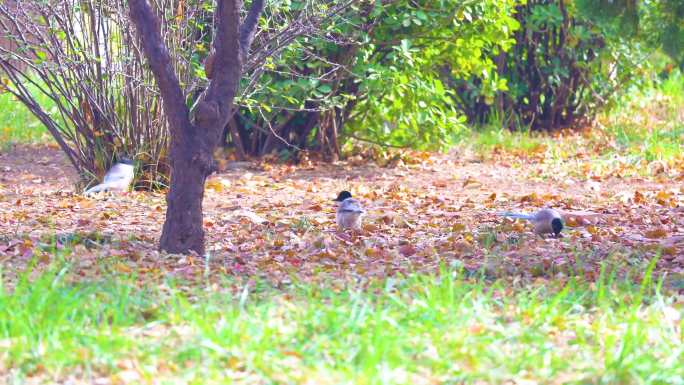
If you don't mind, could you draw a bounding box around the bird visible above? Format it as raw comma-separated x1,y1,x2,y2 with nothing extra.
84,157,135,194
333,190,364,230
500,208,564,237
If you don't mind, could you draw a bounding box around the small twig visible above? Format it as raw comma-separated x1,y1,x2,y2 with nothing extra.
257,107,302,152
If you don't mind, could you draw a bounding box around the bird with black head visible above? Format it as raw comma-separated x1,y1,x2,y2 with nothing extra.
333,190,364,230
500,208,564,238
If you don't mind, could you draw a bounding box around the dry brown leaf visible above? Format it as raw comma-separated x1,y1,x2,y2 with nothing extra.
452,223,466,232
462,177,481,188
205,179,226,192
633,190,646,204
645,228,668,239
559,210,600,226
228,210,268,225
399,244,417,257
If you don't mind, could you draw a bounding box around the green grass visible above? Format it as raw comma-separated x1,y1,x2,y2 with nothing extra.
462,71,684,167
601,72,684,163
472,126,548,154
1,262,682,384
0,88,53,146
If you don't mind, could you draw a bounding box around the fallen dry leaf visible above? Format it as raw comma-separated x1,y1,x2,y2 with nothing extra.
645,228,668,239
1,136,684,289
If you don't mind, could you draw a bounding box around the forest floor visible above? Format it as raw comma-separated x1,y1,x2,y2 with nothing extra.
2,128,684,383
2,129,684,291
3,76,684,384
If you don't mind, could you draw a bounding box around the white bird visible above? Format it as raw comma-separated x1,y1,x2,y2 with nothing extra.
500,208,564,237
84,157,135,194
333,190,364,230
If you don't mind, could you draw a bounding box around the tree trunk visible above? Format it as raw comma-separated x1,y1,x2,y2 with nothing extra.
159,149,208,253
228,117,247,160
129,0,354,253
128,0,264,255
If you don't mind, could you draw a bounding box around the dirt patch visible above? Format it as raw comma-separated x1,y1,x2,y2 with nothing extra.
1,145,683,289
0,143,77,190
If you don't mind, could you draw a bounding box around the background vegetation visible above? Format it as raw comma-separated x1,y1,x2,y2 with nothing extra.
1,1,683,382
0,0,681,179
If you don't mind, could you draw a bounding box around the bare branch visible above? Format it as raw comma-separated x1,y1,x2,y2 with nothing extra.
239,0,264,62
245,0,357,73
127,0,190,136
204,0,242,117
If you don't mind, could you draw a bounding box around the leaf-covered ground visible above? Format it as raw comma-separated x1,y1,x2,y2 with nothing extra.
1,98,684,383
2,129,684,290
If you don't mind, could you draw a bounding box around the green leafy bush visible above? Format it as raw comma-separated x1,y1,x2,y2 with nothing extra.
452,0,648,131
229,0,520,157
344,0,519,150
451,0,683,133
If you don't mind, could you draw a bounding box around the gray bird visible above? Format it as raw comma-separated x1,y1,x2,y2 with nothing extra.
333,190,364,230
500,208,564,237
84,157,135,194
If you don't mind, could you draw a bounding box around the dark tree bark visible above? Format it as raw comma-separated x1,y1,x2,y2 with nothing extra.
128,0,263,254
227,117,247,159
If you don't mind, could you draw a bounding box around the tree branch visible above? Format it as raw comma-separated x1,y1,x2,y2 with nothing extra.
239,0,264,62
127,0,190,137
245,0,356,73
204,0,242,118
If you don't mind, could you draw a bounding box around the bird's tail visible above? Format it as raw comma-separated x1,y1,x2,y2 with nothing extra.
499,211,535,220
84,183,108,194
